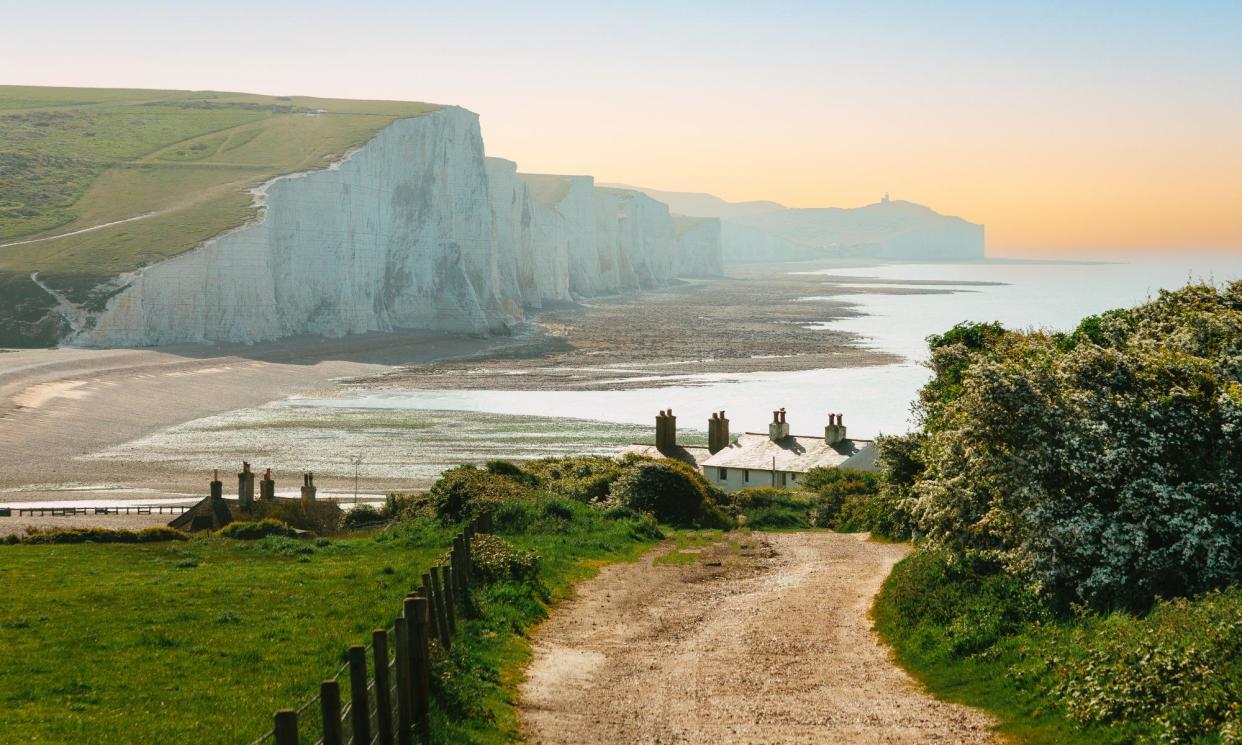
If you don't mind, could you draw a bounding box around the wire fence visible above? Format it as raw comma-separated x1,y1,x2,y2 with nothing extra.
247,511,492,745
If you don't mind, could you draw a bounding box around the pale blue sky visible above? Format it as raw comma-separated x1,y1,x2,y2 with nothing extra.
2,0,1240,252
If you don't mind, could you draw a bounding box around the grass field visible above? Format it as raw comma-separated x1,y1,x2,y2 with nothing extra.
0,506,660,744
0,85,438,279
0,85,439,345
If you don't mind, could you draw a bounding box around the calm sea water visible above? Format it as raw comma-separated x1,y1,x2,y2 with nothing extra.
295,253,1242,438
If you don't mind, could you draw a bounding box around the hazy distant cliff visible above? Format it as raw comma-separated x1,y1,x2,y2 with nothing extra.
80,109,713,346
612,186,985,262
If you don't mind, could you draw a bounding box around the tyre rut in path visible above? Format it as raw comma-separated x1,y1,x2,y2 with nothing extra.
519,531,995,744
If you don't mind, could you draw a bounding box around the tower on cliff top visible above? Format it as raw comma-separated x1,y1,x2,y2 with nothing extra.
882,192,890,204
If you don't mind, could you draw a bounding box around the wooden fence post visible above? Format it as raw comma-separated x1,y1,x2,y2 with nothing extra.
451,536,465,596
407,596,432,745
395,617,413,745
273,709,298,745
422,573,442,642
321,679,344,745
439,565,458,636
429,568,452,648
372,629,394,745
348,645,371,745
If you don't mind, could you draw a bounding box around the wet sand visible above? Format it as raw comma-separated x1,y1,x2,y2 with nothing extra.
0,330,513,505
0,263,920,521
358,264,912,391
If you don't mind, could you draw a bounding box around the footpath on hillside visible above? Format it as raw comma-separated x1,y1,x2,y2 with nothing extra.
520,531,995,744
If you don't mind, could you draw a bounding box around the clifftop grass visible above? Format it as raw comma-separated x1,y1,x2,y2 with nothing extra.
0,85,439,279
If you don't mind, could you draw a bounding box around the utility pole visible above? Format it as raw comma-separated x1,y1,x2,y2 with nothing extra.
350,454,364,505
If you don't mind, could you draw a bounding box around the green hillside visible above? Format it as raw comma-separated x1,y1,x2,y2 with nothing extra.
0,85,439,346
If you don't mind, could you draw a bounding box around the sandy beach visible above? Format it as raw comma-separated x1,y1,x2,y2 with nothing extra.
0,330,509,505
0,263,910,531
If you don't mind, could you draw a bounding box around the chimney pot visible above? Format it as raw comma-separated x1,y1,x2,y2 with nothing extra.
769,408,790,442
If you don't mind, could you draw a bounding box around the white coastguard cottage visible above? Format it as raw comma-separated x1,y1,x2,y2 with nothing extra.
624,408,878,492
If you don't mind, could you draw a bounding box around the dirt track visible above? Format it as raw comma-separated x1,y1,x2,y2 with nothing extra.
520,532,995,744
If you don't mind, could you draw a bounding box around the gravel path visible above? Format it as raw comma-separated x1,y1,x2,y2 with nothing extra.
520,532,995,744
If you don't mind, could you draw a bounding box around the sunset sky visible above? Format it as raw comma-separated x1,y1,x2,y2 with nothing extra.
3,0,1240,256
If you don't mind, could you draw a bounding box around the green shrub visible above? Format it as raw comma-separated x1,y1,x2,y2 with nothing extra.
602,506,639,521
876,549,1242,743
428,466,533,523
729,487,812,529
469,533,540,584
802,467,910,539
484,460,540,486
627,514,665,541
343,505,384,529
382,493,423,521
875,549,1048,656
1052,590,1242,742
612,460,732,528
215,519,295,540
4,526,189,545
541,499,574,521
521,456,627,503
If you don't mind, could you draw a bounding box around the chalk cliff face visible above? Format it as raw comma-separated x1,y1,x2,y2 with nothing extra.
80,109,715,346
673,216,725,276
87,108,501,345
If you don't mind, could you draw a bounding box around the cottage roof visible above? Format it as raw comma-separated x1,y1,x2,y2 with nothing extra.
623,443,714,469
699,433,874,473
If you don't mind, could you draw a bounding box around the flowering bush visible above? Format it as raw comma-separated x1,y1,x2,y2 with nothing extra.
886,281,1242,609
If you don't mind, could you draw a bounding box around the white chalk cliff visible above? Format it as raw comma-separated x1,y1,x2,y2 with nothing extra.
79,108,717,346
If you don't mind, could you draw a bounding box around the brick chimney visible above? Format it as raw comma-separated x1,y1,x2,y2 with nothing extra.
209,469,223,502
301,472,317,503
708,410,730,454
655,409,677,453
260,468,275,500
769,408,790,442
825,413,848,445
237,462,255,509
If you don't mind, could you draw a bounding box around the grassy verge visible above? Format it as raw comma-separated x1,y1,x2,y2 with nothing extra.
873,550,1242,744
430,501,660,742
0,500,661,744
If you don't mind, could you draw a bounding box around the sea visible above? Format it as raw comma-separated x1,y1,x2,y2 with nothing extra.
84,252,1242,486
291,252,1242,438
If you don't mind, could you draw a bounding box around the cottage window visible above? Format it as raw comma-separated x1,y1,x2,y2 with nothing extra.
744,470,750,483
719,468,728,480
